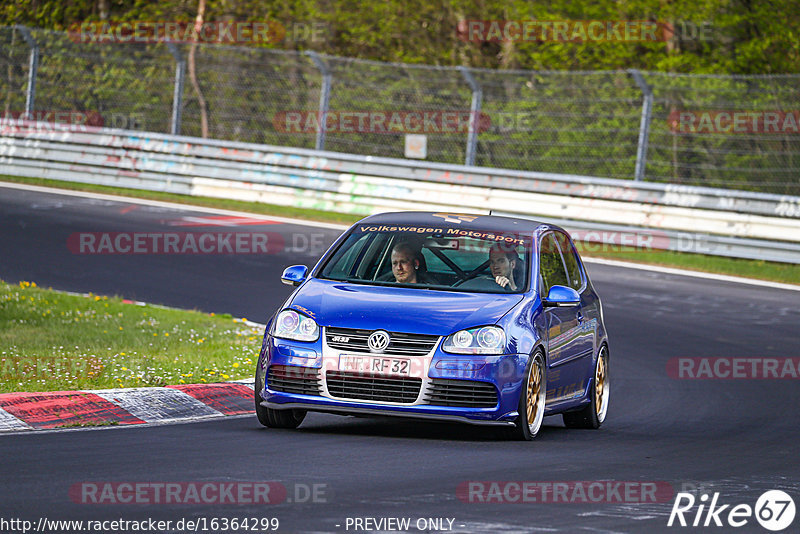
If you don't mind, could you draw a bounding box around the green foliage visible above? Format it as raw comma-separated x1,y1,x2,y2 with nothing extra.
1,0,798,73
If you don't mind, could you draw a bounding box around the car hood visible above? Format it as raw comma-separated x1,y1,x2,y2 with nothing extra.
289,278,524,336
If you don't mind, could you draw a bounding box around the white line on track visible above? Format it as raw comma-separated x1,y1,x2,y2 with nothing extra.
0,181,347,230
2,180,798,292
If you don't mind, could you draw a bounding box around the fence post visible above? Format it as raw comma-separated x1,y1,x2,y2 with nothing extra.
15,26,39,119
306,51,332,151
166,43,185,136
629,69,653,182
459,66,482,167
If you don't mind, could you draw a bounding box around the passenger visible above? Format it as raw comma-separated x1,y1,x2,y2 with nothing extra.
489,244,520,291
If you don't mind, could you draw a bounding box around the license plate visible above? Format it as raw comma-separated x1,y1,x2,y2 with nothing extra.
338,355,411,376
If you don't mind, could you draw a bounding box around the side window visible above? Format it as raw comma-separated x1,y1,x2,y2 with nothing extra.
358,233,393,279
539,233,569,295
324,233,373,278
555,233,584,291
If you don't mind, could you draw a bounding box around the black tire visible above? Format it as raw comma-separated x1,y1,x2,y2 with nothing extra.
509,350,546,441
264,405,306,429
563,345,609,429
254,360,306,429
254,358,270,426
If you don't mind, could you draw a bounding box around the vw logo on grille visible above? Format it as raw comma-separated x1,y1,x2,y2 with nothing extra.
367,330,391,353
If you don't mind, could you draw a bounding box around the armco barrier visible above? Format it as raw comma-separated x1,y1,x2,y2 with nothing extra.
2,120,800,263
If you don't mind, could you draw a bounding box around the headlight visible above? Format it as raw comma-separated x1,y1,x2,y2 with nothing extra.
272,309,319,342
443,326,505,354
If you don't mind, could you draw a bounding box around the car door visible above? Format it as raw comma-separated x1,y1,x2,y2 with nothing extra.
554,231,595,363
539,232,586,403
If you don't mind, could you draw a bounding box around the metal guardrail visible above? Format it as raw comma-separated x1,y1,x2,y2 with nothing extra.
2,120,800,263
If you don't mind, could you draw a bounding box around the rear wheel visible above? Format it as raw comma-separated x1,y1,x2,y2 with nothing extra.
563,345,609,429
255,360,306,429
510,350,546,441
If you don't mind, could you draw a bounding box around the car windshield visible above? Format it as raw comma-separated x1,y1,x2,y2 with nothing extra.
318,224,531,293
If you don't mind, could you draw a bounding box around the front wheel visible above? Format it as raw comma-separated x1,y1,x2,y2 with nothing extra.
510,350,546,441
563,345,609,429
255,361,306,429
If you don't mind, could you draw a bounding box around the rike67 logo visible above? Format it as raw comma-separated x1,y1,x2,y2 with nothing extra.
668,490,796,531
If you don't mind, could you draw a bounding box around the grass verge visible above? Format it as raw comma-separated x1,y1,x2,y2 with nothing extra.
575,245,800,285
56,421,119,428
1,175,798,285
0,280,262,394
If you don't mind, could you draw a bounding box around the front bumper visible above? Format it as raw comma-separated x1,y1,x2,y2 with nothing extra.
260,399,516,427
258,335,531,424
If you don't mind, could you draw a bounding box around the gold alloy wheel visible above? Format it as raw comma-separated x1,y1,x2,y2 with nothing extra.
595,350,607,418
527,358,542,426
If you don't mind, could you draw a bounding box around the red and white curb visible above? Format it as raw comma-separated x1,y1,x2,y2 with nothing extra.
0,380,257,433
0,287,265,434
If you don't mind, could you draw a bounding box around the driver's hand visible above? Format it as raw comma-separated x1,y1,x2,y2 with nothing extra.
495,276,517,291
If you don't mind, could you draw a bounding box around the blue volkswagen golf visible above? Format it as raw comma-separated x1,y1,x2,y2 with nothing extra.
255,212,609,440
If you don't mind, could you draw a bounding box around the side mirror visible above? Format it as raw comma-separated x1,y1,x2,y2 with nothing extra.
543,285,580,307
281,265,308,287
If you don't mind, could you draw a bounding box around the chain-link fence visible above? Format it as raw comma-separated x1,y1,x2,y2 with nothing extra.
2,26,799,195
645,72,800,193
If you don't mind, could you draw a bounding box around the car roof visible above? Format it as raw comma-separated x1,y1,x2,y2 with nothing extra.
355,211,563,236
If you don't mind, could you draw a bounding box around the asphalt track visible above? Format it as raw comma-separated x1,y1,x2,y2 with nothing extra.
1,184,799,533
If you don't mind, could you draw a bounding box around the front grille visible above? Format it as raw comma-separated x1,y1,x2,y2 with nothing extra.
326,327,438,356
325,371,422,403
267,365,322,396
424,379,498,408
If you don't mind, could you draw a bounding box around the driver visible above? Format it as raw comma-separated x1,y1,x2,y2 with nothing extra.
391,242,422,284
489,244,519,290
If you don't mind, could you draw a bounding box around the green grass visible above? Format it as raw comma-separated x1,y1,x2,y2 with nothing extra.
1,175,798,285
576,245,800,285
56,421,119,428
0,280,262,394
